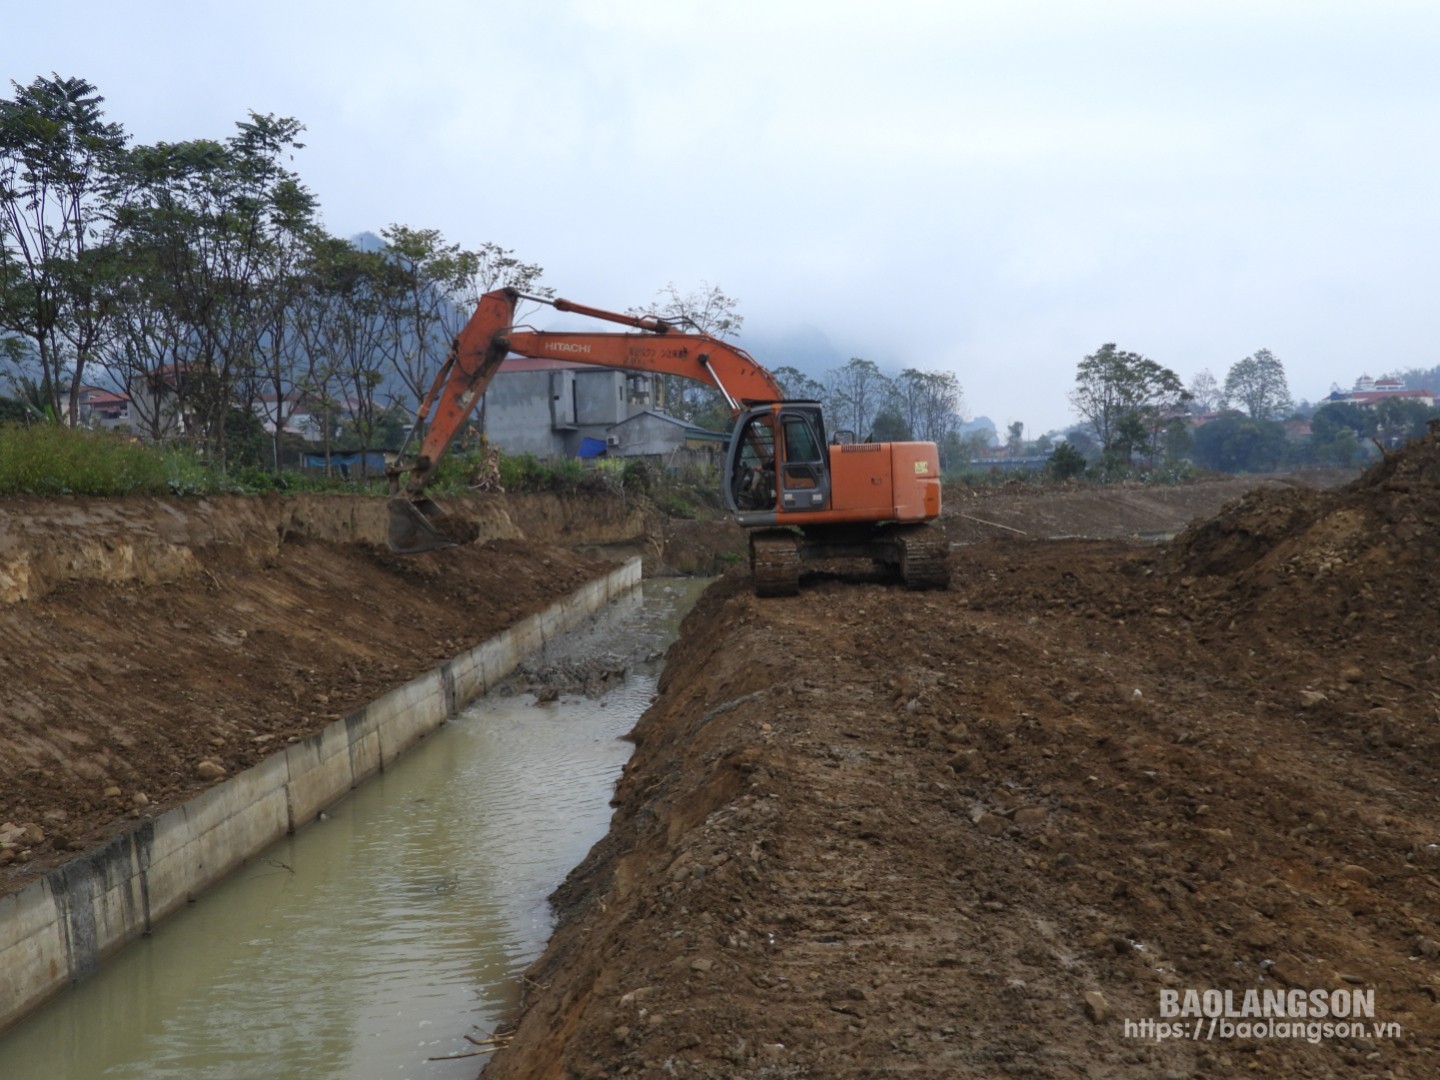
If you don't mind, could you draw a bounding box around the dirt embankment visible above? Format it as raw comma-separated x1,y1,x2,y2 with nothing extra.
0,491,642,896
940,469,1357,546
483,455,1440,1079
5,463,1430,1078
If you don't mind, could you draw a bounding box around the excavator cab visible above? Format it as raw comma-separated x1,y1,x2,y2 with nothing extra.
724,402,831,525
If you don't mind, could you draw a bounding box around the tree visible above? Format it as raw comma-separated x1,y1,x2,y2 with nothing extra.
1188,369,1221,415
1069,344,1190,466
248,169,320,470
870,407,911,441
895,368,963,444
113,112,311,465
630,281,742,424
378,228,551,413
1223,349,1292,421
828,357,892,438
1309,401,1373,439
294,237,391,476
1373,396,1433,448
1048,441,1086,479
1006,420,1023,455
0,75,128,424
469,240,550,298
1191,412,1288,473
771,364,825,402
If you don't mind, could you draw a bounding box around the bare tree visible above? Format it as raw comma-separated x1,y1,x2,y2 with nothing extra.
1188,369,1221,415
827,357,893,438
896,368,963,443
629,281,743,425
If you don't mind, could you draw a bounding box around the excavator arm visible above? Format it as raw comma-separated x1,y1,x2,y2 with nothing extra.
387,287,784,552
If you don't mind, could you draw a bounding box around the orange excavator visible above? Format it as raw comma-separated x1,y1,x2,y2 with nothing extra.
387,288,949,595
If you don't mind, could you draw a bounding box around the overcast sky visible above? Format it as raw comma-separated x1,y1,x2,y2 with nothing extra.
7,1,1440,434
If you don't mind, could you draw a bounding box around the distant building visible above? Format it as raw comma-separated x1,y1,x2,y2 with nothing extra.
605,410,727,458
251,392,331,442
1330,374,1435,408
482,358,719,459
75,386,131,429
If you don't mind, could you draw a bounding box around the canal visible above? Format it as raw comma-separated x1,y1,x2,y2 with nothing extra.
0,577,710,1080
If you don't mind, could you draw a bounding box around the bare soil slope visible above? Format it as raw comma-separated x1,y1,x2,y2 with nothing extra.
0,492,630,895
484,455,1438,1079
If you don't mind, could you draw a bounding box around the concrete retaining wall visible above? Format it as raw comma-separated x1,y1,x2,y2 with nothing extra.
0,557,641,1034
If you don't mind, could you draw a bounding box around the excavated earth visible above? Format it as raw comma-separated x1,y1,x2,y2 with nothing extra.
481,456,1440,1080
0,490,643,892
9,458,1440,1079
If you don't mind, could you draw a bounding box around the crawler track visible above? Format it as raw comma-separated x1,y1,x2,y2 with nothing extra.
749,529,801,597
893,522,951,590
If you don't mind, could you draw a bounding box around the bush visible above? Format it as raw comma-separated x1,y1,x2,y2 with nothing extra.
621,458,654,493
1047,442,1087,480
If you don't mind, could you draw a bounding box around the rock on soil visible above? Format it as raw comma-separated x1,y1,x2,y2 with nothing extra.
482,451,1440,1079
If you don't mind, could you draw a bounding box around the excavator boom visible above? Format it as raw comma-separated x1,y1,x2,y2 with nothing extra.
388,288,782,552
387,286,948,593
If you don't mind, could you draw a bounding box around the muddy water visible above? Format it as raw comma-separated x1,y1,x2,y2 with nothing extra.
0,577,711,1080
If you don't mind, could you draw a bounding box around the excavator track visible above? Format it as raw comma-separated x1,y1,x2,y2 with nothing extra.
893,523,951,591
750,529,801,597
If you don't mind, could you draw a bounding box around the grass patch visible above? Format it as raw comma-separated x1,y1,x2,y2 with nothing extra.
0,424,171,495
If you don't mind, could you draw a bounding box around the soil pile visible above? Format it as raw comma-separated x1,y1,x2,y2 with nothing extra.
484,453,1440,1078
1170,435,1440,655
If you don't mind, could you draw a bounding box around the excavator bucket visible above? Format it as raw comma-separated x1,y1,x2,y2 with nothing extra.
386,495,457,554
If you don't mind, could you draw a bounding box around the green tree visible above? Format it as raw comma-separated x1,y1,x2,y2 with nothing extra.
1373,397,1434,448
246,168,321,471
0,75,128,424
0,394,29,423
1223,349,1292,420
114,112,311,465
1309,401,1374,442
870,407,911,441
296,238,391,477
1047,441,1086,479
1069,343,1190,466
1191,412,1288,472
